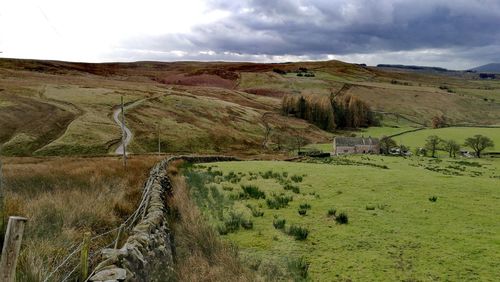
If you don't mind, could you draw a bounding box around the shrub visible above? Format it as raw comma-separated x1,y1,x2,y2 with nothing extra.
335,212,349,224
241,185,266,199
266,194,293,209
298,208,307,216
327,208,337,217
429,196,438,202
273,218,286,229
291,175,303,183
287,225,309,240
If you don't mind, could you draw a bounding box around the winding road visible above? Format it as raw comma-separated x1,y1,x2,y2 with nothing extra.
113,106,132,155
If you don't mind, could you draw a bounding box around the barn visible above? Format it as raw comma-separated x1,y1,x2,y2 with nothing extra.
333,137,380,155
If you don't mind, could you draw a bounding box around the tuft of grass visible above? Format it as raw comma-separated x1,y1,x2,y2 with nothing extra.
299,203,311,210
335,212,349,224
291,175,303,183
283,183,301,194
246,204,264,217
287,225,309,240
429,196,438,202
298,208,307,216
327,208,337,217
266,194,293,209
287,256,310,280
241,185,266,199
273,218,286,229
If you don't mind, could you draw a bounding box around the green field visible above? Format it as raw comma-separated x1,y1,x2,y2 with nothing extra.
395,127,500,152
186,156,500,281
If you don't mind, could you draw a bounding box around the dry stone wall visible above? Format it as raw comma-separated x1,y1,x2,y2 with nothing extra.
89,155,239,282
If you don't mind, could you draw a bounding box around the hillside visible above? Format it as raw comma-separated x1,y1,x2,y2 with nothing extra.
471,63,500,73
1,58,500,156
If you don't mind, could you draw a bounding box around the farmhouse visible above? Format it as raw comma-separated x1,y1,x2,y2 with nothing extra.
333,137,380,155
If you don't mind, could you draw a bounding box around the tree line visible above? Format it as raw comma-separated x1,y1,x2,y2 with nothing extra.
281,94,377,131
380,134,494,158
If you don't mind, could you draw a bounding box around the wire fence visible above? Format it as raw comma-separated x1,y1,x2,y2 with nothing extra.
41,161,165,282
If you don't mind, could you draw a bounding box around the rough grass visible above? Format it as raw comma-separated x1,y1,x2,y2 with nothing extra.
191,156,500,281
0,155,159,280
3,58,500,156
167,165,253,282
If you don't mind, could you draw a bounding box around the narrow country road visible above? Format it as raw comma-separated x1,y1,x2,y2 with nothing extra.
113,106,132,155
112,88,173,154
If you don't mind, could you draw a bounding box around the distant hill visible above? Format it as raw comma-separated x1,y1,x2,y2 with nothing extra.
377,64,449,72
471,63,500,73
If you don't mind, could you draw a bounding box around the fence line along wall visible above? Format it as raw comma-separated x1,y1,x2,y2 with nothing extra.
89,155,239,282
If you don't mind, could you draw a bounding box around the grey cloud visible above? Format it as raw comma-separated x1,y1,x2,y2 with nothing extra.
118,0,500,68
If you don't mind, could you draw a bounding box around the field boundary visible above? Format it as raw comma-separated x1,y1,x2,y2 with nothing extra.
88,155,239,281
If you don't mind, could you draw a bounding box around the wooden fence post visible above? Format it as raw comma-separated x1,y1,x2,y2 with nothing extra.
0,150,4,221
0,216,28,282
80,232,91,281
157,123,161,157
114,224,124,249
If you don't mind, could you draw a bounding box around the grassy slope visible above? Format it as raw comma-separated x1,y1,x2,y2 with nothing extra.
190,156,500,281
1,58,500,156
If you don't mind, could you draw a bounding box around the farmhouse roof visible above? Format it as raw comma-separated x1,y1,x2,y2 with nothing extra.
334,137,380,146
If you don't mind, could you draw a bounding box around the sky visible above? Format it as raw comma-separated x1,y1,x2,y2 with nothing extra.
1,0,499,69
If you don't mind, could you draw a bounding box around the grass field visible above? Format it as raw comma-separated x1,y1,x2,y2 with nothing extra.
185,156,500,281
394,127,500,152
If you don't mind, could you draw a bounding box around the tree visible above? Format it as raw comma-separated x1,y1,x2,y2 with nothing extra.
380,136,397,155
431,115,447,129
425,135,442,158
442,139,460,158
464,135,494,158
295,135,308,153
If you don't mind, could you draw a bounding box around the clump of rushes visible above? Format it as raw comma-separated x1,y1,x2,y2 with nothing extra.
327,208,337,217
335,212,349,224
246,204,264,217
298,208,307,216
429,196,438,202
291,175,303,183
266,194,293,209
287,225,309,240
365,205,375,210
273,218,286,229
283,183,301,194
299,203,311,210
241,185,266,199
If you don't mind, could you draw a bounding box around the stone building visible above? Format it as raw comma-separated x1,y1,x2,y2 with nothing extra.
333,137,380,155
